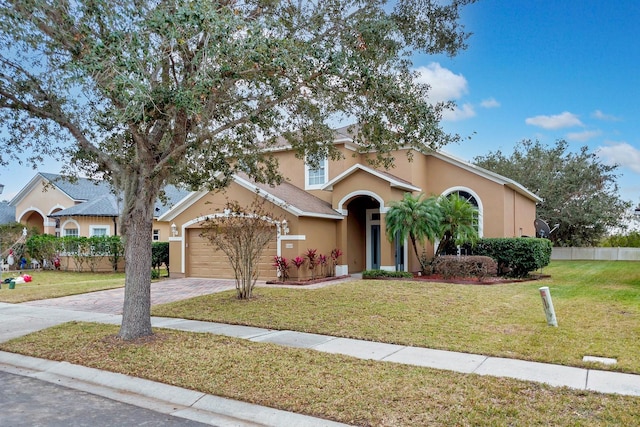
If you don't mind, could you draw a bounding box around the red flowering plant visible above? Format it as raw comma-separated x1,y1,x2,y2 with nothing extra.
330,248,343,276
272,256,290,282
292,256,305,278
318,253,328,277
304,248,318,279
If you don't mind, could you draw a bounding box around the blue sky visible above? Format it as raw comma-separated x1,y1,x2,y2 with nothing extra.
416,0,640,205
2,0,639,207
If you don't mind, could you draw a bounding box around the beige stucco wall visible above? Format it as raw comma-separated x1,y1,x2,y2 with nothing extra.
14,178,74,233
168,145,539,278
274,144,362,203
56,216,118,237
281,216,340,280
168,182,298,279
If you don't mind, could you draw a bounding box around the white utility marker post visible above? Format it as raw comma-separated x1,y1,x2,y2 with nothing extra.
539,286,558,327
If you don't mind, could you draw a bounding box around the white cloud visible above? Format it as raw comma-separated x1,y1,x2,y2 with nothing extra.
592,110,622,121
480,97,500,108
414,62,468,103
597,141,640,173
566,130,602,142
525,111,584,130
442,103,476,121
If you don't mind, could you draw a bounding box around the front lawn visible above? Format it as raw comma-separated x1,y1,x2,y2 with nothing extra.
2,261,640,425
2,321,638,427
0,271,125,303
152,260,640,373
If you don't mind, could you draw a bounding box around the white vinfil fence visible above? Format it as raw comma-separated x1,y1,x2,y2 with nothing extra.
551,247,640,261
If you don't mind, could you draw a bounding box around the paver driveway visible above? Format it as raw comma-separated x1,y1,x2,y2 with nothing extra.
19,277,355,314
21,278,237,314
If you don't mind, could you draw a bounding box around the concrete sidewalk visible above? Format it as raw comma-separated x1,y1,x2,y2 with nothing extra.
1,280,640,426
0,302,349,427
1,301,640,400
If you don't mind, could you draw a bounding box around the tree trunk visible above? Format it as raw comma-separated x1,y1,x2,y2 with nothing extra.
117,178,158,340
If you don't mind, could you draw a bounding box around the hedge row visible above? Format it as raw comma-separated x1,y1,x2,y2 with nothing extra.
24,234,169,273
471,237,552,278
432,255,497,281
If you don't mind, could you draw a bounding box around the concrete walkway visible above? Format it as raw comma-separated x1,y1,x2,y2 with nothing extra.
1,277,640,426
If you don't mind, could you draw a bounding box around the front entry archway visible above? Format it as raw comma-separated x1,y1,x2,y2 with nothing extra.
19,210,45,234
345,196,381,273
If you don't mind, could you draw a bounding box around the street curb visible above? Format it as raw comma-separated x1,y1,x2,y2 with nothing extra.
0,351,351,427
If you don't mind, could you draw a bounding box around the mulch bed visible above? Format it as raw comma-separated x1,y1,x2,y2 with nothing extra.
265,275,350,286
266,273,549,286
411,273,549,285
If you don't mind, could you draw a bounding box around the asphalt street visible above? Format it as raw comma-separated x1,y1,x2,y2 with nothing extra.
0,370,213,427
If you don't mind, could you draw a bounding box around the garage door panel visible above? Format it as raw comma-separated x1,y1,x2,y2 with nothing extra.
186,228,277,279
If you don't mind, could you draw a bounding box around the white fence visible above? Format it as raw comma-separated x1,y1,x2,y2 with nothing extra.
551,247,640,261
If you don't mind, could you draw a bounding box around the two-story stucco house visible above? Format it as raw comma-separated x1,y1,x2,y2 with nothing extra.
161,126,541,280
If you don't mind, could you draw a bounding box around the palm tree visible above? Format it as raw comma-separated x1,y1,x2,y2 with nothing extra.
386,193,442,272
436,193,479,256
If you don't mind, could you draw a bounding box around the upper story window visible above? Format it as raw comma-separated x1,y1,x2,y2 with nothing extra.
305,155,328,189
152,229,160,241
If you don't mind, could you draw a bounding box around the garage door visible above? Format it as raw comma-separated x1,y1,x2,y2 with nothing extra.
186,228,277,279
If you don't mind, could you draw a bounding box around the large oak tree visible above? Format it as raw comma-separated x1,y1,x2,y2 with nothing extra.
474,139,631,247
0,0,474,339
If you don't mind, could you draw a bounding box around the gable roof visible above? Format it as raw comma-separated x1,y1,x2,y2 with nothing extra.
38,177,191,219
10,173,113,206
322,163,421,192
428,150,542,202
236,174,342,219
260,124,540,202
159,174,343,222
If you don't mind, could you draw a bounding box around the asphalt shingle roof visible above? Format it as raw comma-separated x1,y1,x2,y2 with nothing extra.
39,173,113,201
48,194,120,217
47,180,191,218
237,174,340,218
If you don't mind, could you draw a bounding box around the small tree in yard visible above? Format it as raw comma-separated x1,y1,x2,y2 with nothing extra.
200,198,277,299
435,193,479,256
386,193,442,272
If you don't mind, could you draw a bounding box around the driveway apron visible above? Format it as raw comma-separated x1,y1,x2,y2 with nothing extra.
20,278,238,314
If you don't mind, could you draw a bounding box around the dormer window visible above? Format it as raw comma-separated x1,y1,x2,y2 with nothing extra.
305,156,328,189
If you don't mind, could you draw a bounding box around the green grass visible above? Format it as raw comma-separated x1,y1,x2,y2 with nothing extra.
152,261,640,373
0,270,125,303
2,260,640,425
2,321,639,427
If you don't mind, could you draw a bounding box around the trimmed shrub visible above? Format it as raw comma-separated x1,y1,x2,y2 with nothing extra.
472,237,552,278
432,255,498,281
152,242,170,276
362,270,413,279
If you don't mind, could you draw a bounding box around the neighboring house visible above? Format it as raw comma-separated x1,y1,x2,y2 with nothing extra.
9,173,190,242
161,126,541,280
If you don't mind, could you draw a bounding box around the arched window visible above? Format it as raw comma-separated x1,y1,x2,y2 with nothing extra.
442,188,483,237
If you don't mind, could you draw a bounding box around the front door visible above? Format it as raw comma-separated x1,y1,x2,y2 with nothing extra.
366,209,381,270
371,224,381,269
394,231,405,271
